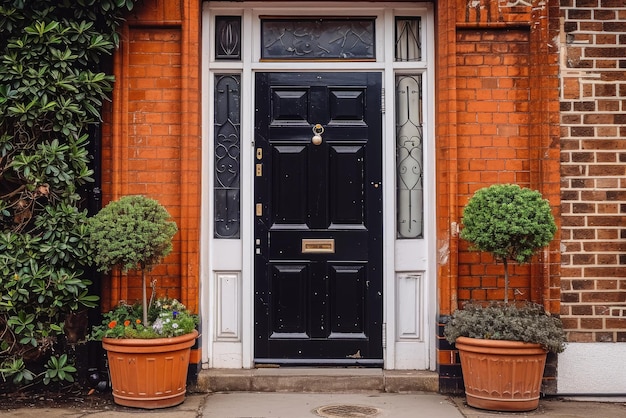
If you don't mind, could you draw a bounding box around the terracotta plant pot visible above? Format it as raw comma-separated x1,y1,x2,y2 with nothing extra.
455,336,548,412
102,330,198,409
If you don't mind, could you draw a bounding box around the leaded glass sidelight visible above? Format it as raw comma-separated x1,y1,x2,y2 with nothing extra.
395,17,421,61
215,16,241,60
214,75,241,238
396,74,423,239
261,18,375,60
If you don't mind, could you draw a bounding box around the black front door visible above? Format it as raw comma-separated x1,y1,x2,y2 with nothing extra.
254,72,383,365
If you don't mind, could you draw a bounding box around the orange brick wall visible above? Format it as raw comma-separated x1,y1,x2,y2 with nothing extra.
455,28,533,302
436,0,561,394
101,0,201,313
559,1,626,342
436,0,561,314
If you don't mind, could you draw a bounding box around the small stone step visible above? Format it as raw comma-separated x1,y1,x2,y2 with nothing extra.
193,368,438,393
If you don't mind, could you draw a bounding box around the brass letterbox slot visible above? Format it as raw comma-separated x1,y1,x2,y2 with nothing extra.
302,238,335,254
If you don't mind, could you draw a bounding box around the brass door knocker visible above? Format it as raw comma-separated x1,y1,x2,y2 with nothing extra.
311,124,324,145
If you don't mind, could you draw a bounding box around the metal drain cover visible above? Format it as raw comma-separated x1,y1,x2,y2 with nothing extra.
316,404,380,417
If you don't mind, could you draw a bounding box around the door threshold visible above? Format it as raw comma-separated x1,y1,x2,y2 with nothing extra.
194,368,439,393
253,367,384,376
254,359,383,367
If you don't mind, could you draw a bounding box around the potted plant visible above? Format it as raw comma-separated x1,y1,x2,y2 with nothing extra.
87,195,198,409
444,184,566,412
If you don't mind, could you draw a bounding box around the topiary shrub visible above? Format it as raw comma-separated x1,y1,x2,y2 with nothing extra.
459,184,557,303
87,195,178,327
445,184,564,351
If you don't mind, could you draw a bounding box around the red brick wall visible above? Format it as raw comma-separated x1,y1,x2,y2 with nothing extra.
559,1,626,342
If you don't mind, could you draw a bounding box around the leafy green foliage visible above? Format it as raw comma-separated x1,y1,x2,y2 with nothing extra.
0,358,34,385
0,0,135,389
444,302,566,354
87,195,178,273
460,184,557,264
0,354,77,386
43,353,76,385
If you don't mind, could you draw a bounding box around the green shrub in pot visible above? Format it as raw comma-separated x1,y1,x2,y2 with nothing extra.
87,195,180,329
444,184,565,352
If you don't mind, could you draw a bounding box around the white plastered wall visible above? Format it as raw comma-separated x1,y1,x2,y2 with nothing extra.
558,343,626,395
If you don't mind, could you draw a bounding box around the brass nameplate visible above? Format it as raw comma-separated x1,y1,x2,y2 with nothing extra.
302,239,335,254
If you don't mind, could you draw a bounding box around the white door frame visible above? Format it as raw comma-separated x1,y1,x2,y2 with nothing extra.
200,1,436,371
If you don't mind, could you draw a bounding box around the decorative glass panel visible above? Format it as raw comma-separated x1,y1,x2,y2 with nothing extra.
214,75,241,238
396,74,423,239
395,17,421,62
216,16,241,60
261,18,375,60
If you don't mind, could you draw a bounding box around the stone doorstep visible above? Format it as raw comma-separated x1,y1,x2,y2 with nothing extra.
193,368,439,393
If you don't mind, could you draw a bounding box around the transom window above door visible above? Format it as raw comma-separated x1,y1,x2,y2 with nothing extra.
213,14,423,62
261,17,376,60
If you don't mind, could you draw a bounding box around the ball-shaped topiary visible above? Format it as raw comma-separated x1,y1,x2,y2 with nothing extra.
460,184,556,303
87,195,178,326
88,195,178,273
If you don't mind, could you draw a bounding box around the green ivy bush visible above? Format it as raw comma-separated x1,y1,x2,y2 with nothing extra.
0,1,135,388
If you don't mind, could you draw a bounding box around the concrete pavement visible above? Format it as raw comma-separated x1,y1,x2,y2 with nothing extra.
0,392,462,417
2,392,626,417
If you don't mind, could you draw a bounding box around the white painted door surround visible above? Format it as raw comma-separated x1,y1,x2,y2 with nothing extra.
200,1,436,371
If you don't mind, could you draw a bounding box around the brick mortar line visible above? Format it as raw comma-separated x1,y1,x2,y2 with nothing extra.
563,267,625,270
563,279,626,288
566,34,626,36
561,245,625,248
560,6,626,10
563,198,626,203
